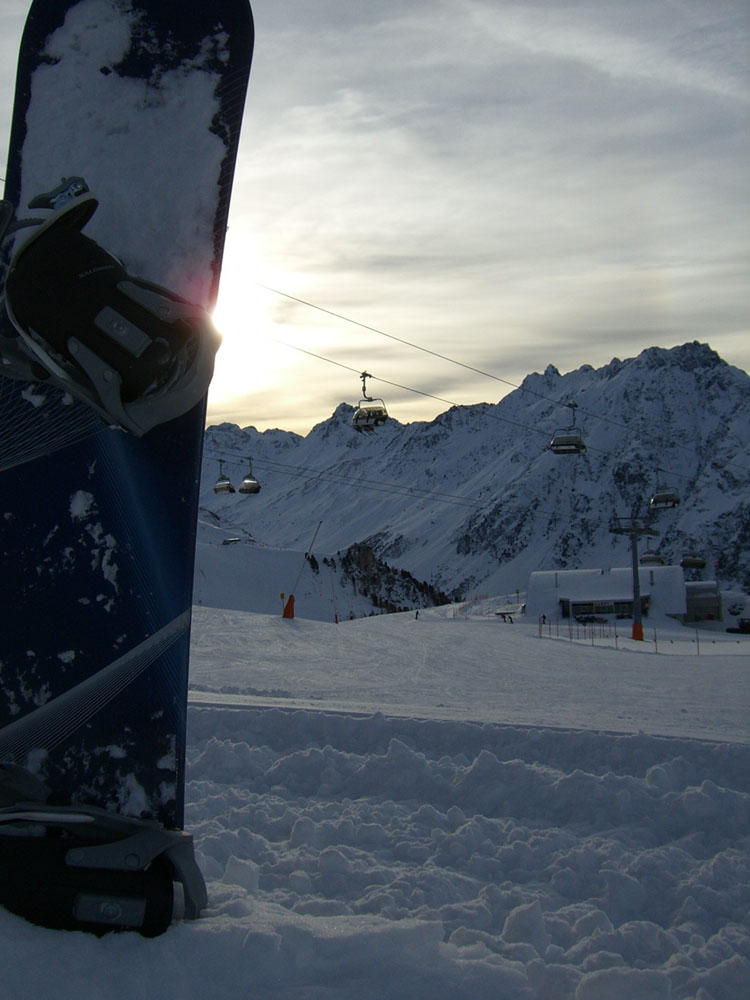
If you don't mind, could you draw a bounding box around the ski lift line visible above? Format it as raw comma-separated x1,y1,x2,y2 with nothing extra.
204,446,493,510
261,286,750,476
205,451,493,511
259,460,488,508
203,445,625,526
256,474,483,510
238,466,491,510
289,519,323,595
271,337,734,478
261,285,637,437
222,461,489,509
272,337,500,422
373,372,562,443
205,452,466,507
271,337,555,443
204,445,494,507
204,444,578,523
263,458,483,503
273,336,696,471
270,338,364,377
261,284,519,389
206,456,573,523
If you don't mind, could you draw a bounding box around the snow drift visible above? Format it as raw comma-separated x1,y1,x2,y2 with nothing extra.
4,604,747,1000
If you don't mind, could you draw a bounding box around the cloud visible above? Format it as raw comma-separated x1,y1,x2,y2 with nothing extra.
1,0,747,435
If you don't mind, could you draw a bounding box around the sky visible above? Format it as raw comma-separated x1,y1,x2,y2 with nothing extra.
1,0,748,435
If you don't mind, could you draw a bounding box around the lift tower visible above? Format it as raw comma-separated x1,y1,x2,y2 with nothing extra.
609,516,660,641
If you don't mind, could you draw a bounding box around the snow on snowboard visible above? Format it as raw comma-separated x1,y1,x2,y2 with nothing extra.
0,0,253,935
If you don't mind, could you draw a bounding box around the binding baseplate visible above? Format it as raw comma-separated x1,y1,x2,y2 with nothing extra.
0,763,207,936
1,177,220,436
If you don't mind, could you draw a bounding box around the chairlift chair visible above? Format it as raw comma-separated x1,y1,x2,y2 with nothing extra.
238,456,261,494
213,459,235,495
550,401,586,455
639,549,664,566
649,482,680,511
680,552,706,570
351,371,388,432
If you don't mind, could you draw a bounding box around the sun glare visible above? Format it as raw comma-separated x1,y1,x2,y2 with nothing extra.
207,232,356,430
209,237,289,407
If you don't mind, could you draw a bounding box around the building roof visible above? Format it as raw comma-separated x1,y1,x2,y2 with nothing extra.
526,566,686,617
685,580,720,595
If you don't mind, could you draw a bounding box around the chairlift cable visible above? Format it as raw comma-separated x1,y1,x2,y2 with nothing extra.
259,285,749,476
261,284,519,390
290,520,323,594
261,285,651,437
202,446,715,544
204,445,610,524
269,338,747,484
271,336,612,457
204,446,496,510
260,457,492,508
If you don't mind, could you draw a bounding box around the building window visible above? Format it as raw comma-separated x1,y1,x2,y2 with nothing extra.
559,597,649,620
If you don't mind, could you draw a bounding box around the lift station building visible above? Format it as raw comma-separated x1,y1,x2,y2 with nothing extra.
525,566,691,622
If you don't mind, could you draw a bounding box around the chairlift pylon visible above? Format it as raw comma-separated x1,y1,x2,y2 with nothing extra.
213,459,235,495
352,371,388,432
238,456,261,494
550,401,586,455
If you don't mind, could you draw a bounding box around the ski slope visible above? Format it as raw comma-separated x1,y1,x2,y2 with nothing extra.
3,602,749,999
189,603,749,743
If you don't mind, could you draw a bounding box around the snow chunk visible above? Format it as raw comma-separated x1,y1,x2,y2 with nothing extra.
575,966,671,1000
573,909,614,940
222,855,259,892
502,899,551,956
318,847,351,875
20,386,46,408
601,869,647,925
45,0,133,66
69,490,96,521
117,772,149,816
289,870,313,894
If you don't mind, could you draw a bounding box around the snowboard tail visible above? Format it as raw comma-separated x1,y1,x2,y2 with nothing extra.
0,0,254,933
0,765,206,936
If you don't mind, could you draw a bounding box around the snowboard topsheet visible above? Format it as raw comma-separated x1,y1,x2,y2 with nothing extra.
0,0,253,829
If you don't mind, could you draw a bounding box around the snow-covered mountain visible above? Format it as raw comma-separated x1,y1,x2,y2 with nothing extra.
199,343,750,600
193,513,450,621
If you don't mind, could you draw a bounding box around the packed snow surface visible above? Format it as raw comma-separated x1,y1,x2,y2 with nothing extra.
4,603,749,999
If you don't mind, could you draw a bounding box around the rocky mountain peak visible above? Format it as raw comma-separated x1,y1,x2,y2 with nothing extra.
202,343,750,594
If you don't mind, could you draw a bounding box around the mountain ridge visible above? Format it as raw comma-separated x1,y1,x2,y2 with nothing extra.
200,342,750,596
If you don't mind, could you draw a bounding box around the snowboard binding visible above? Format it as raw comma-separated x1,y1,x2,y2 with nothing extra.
0,763,207,937
1,178,221,436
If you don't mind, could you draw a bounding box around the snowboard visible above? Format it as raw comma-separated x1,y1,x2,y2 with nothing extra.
0,0,253,934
